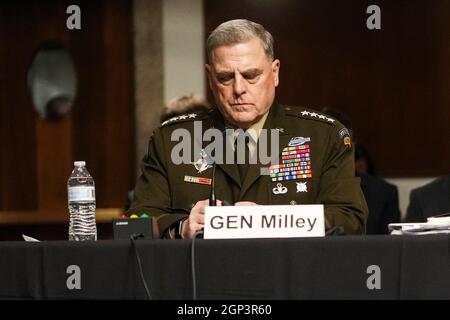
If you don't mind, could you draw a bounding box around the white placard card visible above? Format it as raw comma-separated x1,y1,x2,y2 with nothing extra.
204,205,325,239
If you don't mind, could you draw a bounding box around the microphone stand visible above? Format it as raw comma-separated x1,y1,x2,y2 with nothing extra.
209,162,217,206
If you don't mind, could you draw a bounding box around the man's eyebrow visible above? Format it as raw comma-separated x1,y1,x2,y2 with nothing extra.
215,70,234,76
241,68,263,76
215,68,263,76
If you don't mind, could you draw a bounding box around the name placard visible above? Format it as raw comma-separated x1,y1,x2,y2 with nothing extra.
204,205,325,239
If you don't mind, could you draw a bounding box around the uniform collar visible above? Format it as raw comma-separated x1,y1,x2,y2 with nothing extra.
206,102,289,192
228,112,269,148
263,101,289,136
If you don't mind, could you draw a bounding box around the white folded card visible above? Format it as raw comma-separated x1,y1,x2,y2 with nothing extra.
204,205,325,239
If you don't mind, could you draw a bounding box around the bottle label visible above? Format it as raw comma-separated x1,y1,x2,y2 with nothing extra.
68,186,95,202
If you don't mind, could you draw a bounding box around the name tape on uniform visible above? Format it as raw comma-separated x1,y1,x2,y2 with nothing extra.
204,205,325,239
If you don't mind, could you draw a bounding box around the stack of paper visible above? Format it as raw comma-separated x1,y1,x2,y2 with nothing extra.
426,213,450,224
389,213,450,235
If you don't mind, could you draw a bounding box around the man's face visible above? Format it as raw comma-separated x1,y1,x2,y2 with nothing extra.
206,38,280,129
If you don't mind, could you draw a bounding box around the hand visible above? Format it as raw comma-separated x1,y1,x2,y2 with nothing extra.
234,201,258,206
181,199,222,239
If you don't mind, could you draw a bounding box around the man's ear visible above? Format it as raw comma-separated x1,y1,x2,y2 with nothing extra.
272,59,280,87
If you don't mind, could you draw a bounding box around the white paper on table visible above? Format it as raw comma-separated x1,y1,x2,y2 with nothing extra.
22,234,40,242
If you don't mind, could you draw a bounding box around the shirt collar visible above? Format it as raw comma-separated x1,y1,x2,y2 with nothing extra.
228,112,269,145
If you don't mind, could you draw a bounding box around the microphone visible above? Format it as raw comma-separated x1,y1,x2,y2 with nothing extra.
207,125,224,207
207,126,234,207
208,155,233,206
209,162,217,206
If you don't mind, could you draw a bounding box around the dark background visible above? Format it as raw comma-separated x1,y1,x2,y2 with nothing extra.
0,0,134,238
204,0,450,177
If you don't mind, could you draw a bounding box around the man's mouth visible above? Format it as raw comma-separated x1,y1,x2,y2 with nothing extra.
231,102,253,107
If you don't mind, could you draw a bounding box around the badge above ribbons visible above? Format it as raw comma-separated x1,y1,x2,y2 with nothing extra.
269,137,313,182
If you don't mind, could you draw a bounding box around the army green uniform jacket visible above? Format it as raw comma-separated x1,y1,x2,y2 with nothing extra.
128,102,368,236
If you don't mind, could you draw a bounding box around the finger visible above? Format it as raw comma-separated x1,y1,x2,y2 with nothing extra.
221,200,232,206
189,222,204,234
191,200,207,215
235,201,258,206
197,214,205,225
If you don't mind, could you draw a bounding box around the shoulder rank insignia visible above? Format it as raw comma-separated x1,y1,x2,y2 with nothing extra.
299,110,335,123
284,106,337,125
161,113,198,127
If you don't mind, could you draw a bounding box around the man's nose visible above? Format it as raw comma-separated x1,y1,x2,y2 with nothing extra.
232,74,246,96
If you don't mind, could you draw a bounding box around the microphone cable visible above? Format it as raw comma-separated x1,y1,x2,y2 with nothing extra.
191,229,204,300
193,144,217,299
325,225,345,236
130,235,153,300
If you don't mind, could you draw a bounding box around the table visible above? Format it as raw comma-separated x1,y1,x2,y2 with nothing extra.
0,235,449,299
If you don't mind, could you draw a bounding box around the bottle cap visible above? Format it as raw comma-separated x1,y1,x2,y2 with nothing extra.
74,161,86,167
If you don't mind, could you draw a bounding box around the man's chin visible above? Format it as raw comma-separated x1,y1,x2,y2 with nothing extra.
229,113,258,129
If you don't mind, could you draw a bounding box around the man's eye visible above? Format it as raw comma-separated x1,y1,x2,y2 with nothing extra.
243,73,261,82
217,75,233,83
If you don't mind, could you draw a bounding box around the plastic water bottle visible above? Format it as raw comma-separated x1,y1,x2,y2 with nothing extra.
67,161,97,241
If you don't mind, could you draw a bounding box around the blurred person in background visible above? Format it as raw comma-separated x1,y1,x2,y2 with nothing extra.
124,94,210,212
322,107,400,234
405,174,450,222
160,94,210,122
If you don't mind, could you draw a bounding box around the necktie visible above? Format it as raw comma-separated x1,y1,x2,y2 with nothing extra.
235,134,250,183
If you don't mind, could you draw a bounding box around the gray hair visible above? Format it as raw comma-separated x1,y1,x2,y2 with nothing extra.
206,19,274,62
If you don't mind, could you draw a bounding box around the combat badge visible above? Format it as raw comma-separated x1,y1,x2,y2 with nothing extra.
288,136,310,147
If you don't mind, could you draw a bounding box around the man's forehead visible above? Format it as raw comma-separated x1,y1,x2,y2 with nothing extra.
210,39,268,65
213,62,263,74
211,52,269,73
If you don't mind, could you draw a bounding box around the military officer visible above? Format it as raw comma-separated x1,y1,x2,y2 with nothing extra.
128,19,368,238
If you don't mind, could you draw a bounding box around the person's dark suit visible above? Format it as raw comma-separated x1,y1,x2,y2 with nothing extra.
405,175,450,222
359,173,400,234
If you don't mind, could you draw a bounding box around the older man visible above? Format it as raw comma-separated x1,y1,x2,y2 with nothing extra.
128,19,368,238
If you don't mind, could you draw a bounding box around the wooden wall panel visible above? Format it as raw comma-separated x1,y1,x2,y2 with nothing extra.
103,0,135,207
36,118,72,212
0,0,135,223
70,0,108,209
0,1,38,210
204,0,450,177
0,6,5,209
